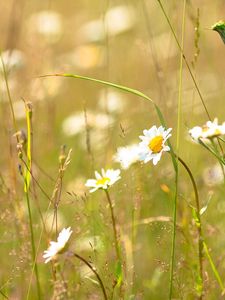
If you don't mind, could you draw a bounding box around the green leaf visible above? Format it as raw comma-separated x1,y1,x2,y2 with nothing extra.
192,208,200,228
115,261,123,287
195,273,203,296
211,20,225,44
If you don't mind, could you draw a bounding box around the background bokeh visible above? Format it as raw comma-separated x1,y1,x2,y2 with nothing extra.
0,0,225,299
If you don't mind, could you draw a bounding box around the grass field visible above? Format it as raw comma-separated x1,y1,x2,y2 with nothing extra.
1,0,225,299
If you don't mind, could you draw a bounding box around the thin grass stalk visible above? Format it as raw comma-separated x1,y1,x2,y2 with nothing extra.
169,172,178,299
203,242,225,293
74,253,108,300
105,190,121,262
0,290,9,300
40,72,179,296
176,156,225,295
156,0,210,120
210,140,225,181
168,1,186,298
40,73,178,171
198,140,225,165
177,156,203,298
140,0,165,103
156,0,225,156
24,104,41,300
0,54,18,137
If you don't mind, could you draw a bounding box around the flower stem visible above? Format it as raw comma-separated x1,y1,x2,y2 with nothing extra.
156,0,210,120
25,185,41,300
177,155,203,299
203,242,225,292
169,172,178,299
24,103,41,300
177,154,225,296
105,190,121,262
74,253,108,300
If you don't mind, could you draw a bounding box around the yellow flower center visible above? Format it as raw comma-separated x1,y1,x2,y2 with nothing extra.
148,135,163,153
96,177,110,186
214,129,221,136
202,126,221,137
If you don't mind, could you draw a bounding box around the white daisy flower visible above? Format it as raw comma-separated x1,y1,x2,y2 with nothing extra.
85,169,121,193
43,227,73,263
139,126,172,165
113,144,141,169
189,119,225,140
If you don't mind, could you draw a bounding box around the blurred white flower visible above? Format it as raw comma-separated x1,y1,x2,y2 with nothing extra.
94,112,114,129
29,10,62,43
62,111,114,137
98,89,126,114
62,112,86,136
43,227,73,263
139,126,172,165
13,101,26,120
44,210,65,233
58,45,105,70
85,169,121,193
189,119,225,141
105,5,136,36
0,49,25,73
203,164,224,187
77,5,135,43
114,144,141,169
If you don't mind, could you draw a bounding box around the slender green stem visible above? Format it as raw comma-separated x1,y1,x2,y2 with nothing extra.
169,1,186,298
177,155,203,298
105,190,121,262
74,253,108,300
203,242,225,293
24,103,41,300
0,290,8,299
40,73,178,170
25,184,41,300
156,0,225,156
156,0,210,120
176,0,185,152
0,54,18,137
40,72,179,297
174,154,224,296
210,140,225,181
198,139,225,165
169,172,178,299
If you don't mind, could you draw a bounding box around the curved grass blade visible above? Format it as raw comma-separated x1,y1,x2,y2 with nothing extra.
212,21,225,44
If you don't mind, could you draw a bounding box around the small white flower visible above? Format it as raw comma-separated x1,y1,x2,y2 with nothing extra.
85,169,121,193
43,227,73,263
139,126,172,165
113,144,141,169
189,119,225,140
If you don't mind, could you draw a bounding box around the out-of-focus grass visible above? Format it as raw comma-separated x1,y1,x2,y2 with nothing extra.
0,0,225,299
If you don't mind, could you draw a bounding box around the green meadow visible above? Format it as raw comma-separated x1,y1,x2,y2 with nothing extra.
0,1,225,299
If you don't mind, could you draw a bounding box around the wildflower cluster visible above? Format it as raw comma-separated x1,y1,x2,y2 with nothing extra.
189,119,225,140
